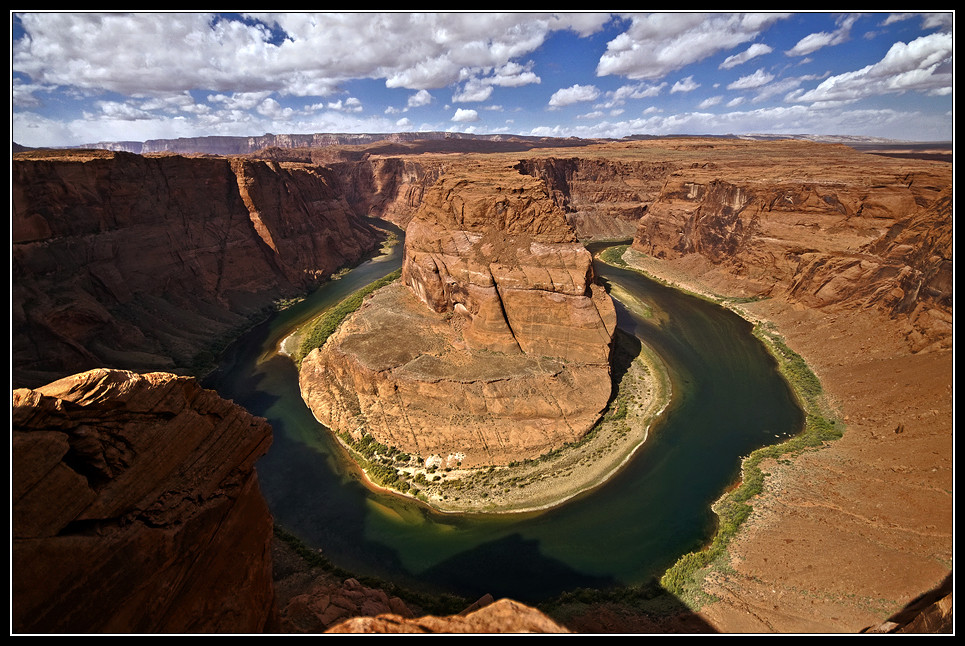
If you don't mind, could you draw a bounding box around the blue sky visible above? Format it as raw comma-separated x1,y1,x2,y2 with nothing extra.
11,11,955,148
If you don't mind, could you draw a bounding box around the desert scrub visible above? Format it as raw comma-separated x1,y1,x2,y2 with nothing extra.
336,429,419,492
293,269,401,366
660,325,843,609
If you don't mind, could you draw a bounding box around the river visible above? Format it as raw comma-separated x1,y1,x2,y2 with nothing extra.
203,232,803,604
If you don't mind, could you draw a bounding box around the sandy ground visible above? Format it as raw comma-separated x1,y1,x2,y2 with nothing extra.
617,249,953,633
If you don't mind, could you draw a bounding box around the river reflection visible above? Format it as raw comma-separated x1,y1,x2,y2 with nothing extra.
204,234,802,603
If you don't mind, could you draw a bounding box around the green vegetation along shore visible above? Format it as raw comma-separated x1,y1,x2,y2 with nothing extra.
285,269,673,515
605,245,844,611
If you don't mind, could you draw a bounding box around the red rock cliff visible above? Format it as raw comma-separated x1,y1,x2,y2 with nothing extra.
299,161,616,467
12,150,383,388
629,140,952,351
12,369,275,633
515,155,683,239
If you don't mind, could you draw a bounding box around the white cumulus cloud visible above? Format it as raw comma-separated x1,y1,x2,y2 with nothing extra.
452,107,479,122
549,84,600,107
728,69,775,90
597,13,789,80
671,76,699,93
788,32,952,104
720,43,773,69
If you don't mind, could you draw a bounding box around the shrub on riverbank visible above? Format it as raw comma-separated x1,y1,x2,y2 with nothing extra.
293,269,402,366
659,324,843,608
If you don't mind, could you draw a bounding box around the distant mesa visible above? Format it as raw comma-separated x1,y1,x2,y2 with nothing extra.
60,131,607,156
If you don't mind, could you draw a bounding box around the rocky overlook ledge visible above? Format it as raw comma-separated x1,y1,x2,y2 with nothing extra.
299,162,617,468
12,369,275,633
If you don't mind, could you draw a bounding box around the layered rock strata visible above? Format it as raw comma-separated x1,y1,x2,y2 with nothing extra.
299,163,616,467
516,155,682,239
12,369,275,633
629,140,952,351
12,150,382,388
328,156,447,228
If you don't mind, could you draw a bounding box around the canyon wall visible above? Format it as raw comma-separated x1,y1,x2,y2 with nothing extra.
515,156,682,239
12,150,383,388
328,156,447,227
628,141,952,351
12,369,275,633
11,137,952,633
299,161,617,467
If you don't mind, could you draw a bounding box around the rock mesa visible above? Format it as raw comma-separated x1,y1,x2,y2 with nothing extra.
299,162,616,467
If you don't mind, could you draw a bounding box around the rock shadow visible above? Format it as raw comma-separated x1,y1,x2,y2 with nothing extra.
416,533,620,604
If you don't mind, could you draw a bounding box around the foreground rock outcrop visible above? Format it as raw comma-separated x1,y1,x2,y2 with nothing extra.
326,598,570,634
13,149,383,388
12,369,275,633
299,162,616,467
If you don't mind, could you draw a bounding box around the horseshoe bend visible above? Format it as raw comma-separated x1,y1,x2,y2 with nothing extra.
12,135,952,634
298,162,619,471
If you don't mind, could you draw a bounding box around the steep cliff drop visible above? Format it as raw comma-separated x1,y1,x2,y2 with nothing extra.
12,150,383,389
298,161,617,470
12,369,275,633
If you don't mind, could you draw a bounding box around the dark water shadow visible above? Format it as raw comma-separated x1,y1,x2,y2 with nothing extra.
415,533,620,604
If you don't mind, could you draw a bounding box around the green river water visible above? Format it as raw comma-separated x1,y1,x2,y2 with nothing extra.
203,233,803,604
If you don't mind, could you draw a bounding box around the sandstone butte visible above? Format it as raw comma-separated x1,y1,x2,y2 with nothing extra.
298,161,617,467
11,137,953,634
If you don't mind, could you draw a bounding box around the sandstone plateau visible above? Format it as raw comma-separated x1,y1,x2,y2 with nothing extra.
11,135,953,633
299,162,617,467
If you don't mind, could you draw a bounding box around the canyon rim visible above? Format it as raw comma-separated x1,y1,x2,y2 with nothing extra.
12,134,952,633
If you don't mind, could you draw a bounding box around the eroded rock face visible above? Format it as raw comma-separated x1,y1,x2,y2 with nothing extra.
12,150,382,388
328,156,448,228
630,140,952,351
516,155,682,239
326,598,571,634
300,162,616,467
12,369,275,633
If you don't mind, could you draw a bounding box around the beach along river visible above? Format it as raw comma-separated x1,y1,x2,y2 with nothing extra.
203,234,803,604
